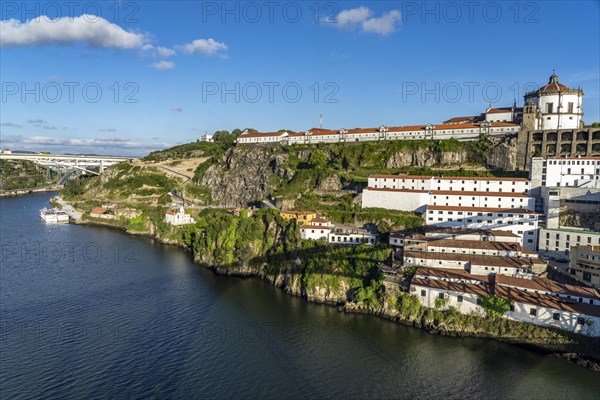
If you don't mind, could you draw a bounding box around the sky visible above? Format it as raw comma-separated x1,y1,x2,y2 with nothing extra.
1,0,599,156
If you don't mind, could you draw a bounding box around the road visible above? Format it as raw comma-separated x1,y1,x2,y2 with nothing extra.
54,196,82,221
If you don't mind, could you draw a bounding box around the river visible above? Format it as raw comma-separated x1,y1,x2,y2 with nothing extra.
1,193,599,399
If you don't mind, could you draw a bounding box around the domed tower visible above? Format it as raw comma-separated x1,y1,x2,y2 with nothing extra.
523,72,584,130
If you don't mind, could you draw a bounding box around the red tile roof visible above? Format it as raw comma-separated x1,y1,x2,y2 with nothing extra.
412,277,491,297
404,250,543,269
495,274,600,299
496,286,600,318
415,267,489,282
424,239,535,254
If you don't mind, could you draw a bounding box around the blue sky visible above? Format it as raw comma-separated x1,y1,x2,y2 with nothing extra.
1,1,599,155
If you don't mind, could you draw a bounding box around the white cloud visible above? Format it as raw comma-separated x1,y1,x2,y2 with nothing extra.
152,60,175,70
156,46,176,57
362,10,402,36
0,134,176,156
180,38,227,56
326,6,372,27
27,118,47,124
170,106,183,112
324,7,401,36
99,128,117,132
0,14,145,49
142,44,176,58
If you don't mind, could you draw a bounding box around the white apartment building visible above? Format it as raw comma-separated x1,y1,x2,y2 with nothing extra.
569,246,600,289
404,250,544,276
362,188,535,213
165,206,195,226
235,130,290,144
539,228,600,261
411,268,490,316
328,225,377,245
411,267,600,336
299,218,333,241
362,174,534,213
424,205,540,250
530,156,600,190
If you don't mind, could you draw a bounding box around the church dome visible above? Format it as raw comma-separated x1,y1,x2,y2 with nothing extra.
538,72,571,93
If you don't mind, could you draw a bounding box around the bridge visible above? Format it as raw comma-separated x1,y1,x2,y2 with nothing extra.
0,152,134,184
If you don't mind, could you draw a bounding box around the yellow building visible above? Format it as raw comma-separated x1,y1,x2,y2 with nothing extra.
280,210,317,224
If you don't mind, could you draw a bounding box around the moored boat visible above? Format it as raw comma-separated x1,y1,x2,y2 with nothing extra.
40,208,69,223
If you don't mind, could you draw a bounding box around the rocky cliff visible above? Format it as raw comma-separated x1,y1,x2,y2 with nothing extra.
200,147,290,207
196,137,523,207
486,135,519,171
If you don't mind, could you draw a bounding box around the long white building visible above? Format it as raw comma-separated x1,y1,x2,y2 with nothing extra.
368,174,530,193
424,205,540,250
411,267,600,336
362,175,535,214
236,121,520,145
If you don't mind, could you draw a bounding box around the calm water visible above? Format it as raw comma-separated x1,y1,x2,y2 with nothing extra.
1,193,599,400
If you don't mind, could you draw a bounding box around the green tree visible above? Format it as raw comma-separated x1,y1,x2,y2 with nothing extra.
310,149,328,170
480,295,512,318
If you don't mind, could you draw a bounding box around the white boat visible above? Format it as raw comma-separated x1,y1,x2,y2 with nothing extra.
40,208,69,223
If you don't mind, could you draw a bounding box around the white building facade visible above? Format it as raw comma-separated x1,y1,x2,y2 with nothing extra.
300,218,333,241
165,206,195,226
236,121,520,146
328,226,377,245
530,156,600,190
523,72,584,130
424,206,540,250
539,228,600,261
569,246,600,289
411,267,600,336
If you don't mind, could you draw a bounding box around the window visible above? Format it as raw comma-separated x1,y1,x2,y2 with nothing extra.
457,295,463,303
476,298,482,305
420,290,426,297
509,304,515,312
577,317,585,325
552,313,560,321
438,293,445,299
530,308,537,317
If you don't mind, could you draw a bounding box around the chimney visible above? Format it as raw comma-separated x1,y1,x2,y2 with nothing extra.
320,113,323,129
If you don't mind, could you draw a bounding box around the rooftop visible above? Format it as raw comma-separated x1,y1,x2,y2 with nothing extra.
424,239,535,254
495,274,600,299
495,286,600,318
404,250,544,269
414,267,489,282
390,227,521,239
412,277,491,297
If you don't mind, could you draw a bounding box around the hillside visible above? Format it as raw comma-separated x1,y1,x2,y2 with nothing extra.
63,135,525,234
0,159,52,191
